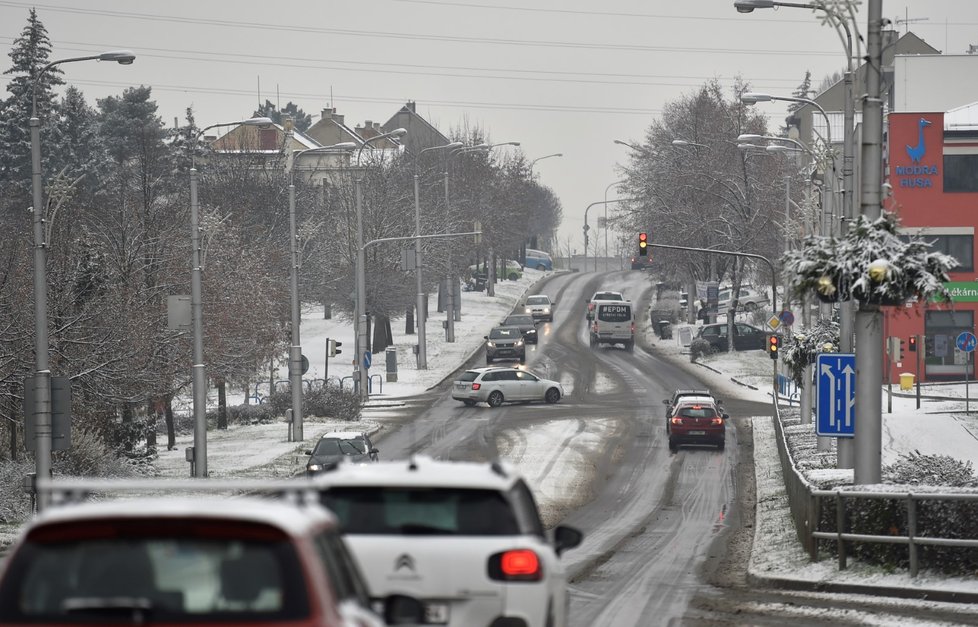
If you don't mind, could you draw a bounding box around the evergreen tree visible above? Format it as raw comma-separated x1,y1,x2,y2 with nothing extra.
253,99,312,132
48,86,104,188
782,70,813,135
0,8,64,188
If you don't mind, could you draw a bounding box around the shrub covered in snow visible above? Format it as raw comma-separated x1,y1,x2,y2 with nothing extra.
782,212,956,306
264,386,361,422
782,318,841,387
689,338,714,362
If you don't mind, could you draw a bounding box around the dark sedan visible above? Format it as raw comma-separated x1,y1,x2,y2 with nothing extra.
696,322,767,351
501,314,539,344
305,431,378,475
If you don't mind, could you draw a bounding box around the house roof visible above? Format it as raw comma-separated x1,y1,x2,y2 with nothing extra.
945,102,978,131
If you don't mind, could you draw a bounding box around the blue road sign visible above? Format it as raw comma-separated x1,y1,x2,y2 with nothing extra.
816,353,855,438
363,350,372,369
956,331,977,353
779,310,795,326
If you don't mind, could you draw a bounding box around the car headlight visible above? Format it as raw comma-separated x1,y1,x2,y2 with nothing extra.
542,308,550,313
307,464,323,472
487,341,496,347
516,339,524,346
525,307,532,313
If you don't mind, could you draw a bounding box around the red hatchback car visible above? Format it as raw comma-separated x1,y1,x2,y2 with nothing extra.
667,401,728,452
0,491,422,627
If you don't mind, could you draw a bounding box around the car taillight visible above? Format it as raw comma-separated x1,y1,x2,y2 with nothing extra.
711,417,723,425
592,322,598,333
472,383,481,390
631,322,635,333
671,417,683,425
488,549,542,582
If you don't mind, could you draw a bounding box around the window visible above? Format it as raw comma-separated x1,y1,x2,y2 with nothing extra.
313,532,370,606
458,371,479,382
526,296,549,305
944,154,978,192
597,304,631,322
490,328,521,340
922,234,972,272
515,371,538,382
508,481,545,538
924,310,974,380
496,370,519,381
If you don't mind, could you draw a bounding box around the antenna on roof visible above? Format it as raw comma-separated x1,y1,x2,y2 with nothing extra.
895,8,928,35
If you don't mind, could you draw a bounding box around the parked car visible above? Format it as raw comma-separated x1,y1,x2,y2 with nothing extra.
502,313,539,344
306,431,379,475
524,294,554,322
588,299,635,351
452,366,563,407
468,260,523,281
585,290,625,319
485,326,526,363
312,457,583,627
0,492,422,626
667,398,728,452
696,322,767,352
716,286,770,315
525,248,554,271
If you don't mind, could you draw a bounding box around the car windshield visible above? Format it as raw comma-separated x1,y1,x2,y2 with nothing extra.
0,525,309,622
322,487,519,536
314,438,365,456
678,405,718,418
526,296,549,305
504,315,534,326
594,292,622,300
489,327,521,339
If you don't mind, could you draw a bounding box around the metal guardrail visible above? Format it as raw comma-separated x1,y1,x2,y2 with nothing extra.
770,398,978,576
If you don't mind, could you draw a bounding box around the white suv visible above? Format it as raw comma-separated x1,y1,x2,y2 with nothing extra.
312,457,583,627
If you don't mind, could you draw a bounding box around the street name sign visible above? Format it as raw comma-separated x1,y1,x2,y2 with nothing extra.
816,353,855,438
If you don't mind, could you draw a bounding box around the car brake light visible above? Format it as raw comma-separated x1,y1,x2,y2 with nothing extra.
691,405,702,409
671,417,683,425
488,549,542,582
472,383,481,390
631,322,635,333
711,417,723,425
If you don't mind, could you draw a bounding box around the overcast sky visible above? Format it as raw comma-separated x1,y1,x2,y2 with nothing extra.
2,0,976,255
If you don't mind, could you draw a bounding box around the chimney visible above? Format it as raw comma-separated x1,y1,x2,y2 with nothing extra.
321,107,334,118
406,101,416,112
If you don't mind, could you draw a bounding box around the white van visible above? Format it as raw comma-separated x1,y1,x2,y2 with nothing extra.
588,300,635,352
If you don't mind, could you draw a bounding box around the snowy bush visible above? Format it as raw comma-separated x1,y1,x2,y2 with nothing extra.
689,338,714,362
0,458,34,523
782,319,841,387
213,403,278,425
264,387,361,422
783,212,956,306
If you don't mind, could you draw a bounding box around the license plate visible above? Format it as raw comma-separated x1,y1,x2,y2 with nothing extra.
424,602,449,624
688,430,706,436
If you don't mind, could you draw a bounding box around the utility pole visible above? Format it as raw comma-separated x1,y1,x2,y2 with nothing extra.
854,0,885,485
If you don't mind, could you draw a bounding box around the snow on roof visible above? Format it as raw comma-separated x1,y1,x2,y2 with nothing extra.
310,456,519,490
944,101,978,131
319,431,369,439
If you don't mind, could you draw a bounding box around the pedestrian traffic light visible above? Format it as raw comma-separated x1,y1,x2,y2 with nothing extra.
768,334,780,360
328,339,343,357
909,336,917,352
639,232,648,256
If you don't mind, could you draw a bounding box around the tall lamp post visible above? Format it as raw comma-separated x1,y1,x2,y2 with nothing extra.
412,141,463,363
188,116,272,477
286,142,356,441
735,0,860,471
29,50,135,507
528,152,562,176
354,128,407,400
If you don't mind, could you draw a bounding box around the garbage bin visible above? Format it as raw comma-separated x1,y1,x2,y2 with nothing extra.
386,346,398,383
658,320,673,340
899,372,915,391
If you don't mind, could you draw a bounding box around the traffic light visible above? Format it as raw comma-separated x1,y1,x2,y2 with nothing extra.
768,334,780,360
328,339,343,357
909,336,917,352
639,232,648,256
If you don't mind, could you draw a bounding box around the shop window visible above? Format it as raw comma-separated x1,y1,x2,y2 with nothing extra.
915,234,974,272
944,154,978,192
924,310,974,380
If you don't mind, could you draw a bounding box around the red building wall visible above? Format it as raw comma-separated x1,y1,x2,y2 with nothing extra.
883,112,978,382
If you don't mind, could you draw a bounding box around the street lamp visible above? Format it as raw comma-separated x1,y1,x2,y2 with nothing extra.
286,142,356,441
187,116,273,478
29,50,135,508
413,141,463,364
528,152,562,174
671,139,709,148
354,128,407,401
737,0,861,467
446,144,494,300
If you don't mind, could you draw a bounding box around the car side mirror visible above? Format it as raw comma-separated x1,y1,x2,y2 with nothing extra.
383,594,425,625
304,449,313,455
662,399,670,406
370,448,379,455
484,335,489,340
722,413,730,421
553,525,583,556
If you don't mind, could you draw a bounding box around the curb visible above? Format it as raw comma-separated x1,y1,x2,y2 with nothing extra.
730,376,760,391
746,570,978,605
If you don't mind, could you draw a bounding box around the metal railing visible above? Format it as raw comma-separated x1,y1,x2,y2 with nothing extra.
770,399,978,576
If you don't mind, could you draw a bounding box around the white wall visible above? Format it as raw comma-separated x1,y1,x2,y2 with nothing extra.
894,55,978,112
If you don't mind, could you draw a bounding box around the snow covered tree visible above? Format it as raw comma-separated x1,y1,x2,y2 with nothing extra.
253,99,312,132
0,8,63,190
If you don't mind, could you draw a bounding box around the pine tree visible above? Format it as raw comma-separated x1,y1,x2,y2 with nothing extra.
782,70,813,135
253,99,312,132
48,86,104,189
0,8,64,188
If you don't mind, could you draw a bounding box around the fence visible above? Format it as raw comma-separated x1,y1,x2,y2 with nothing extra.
770,398,978,576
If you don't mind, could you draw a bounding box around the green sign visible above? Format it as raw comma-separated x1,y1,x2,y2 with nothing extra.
942,282,978,303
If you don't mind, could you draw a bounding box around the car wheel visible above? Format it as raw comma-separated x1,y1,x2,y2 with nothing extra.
487,391,504,407
625,340,634,352
717,439,726,451
518,354,526,364
463,400,476,407
537,264,547,271
545,387,561,404
668,438,678,453
745,302,757,312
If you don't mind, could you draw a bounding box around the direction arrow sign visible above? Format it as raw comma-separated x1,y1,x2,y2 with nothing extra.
957,331,977,353
363,350,372,370
816,353,855,438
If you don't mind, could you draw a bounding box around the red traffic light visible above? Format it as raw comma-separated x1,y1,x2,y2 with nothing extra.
639,232,648,243
638,232,648,256
909,336,917,352
768,335,780,360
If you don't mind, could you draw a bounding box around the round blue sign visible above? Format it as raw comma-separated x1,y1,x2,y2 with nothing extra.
956,332,977,353
779,310,795,326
